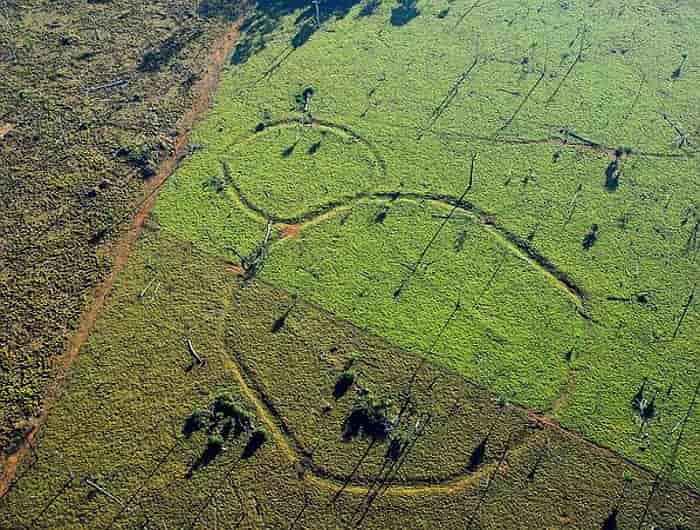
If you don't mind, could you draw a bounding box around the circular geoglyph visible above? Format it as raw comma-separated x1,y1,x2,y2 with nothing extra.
223,120,385,219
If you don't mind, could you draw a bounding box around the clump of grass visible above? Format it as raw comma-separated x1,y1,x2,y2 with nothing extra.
116,142,157,177
333,368,356,399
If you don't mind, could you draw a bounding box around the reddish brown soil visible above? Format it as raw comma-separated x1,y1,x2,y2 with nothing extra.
0,23,242,498
277,223,303,239
227,262,246,276
0,123,14,138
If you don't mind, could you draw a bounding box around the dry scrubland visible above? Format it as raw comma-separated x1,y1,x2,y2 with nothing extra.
0,0,237,456
1,0,699,529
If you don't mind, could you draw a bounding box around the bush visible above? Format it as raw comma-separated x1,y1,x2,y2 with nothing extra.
203,174,226,194
582,224,599,250
333,369,356,399
207,433,225,450
213,392,252,431
251,426,268,444
116,143,157,177
343,394,393,439
340,369,355,385
293,86,315,111
183,408,209,435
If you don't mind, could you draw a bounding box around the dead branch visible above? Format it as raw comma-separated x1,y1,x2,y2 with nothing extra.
187,339,204,365
394,154,476,299
83,477,124,506
672,283,696,339
83,79,128,94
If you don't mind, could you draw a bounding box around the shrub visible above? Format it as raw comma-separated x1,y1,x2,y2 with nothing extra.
207,433,225,450
213,392,252,431
339,369,355,386
184,408,209,435
293,86,315,111
203,174,226,194
116,143,157,177
251,426,268,444
333,369,356,399
344,394,393,439
582,224,599,250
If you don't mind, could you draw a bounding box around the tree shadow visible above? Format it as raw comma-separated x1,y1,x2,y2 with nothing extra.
242,430,267,459
281,140,299,158
390,0,419,26
342,395,392,441
605,160,620,191
308,141,322,155
333,373,354,399
232,0,366,65
601,509,618,530
468,438,487,471
358,0,382,17
582,224,598,250
186,443,223,478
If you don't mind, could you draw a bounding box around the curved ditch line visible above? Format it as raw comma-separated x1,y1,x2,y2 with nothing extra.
237,117,388,177
224,271,700,500
225,177,589,315
221,350,534,496
230,345,537,486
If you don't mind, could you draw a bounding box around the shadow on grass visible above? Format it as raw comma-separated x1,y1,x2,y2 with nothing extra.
390,0,419,26
231,0,367,65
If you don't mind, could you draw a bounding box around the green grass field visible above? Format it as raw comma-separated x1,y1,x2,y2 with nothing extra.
2,230,698,529
155,0,699,486
2,0,699,528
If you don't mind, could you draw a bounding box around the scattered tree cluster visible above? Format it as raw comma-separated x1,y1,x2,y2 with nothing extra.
184,390,267,468
343,393,395,440
116,142,158,178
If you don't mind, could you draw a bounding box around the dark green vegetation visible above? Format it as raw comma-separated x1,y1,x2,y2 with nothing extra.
0,1,236,456
156,0,700,487
1,231,698,529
